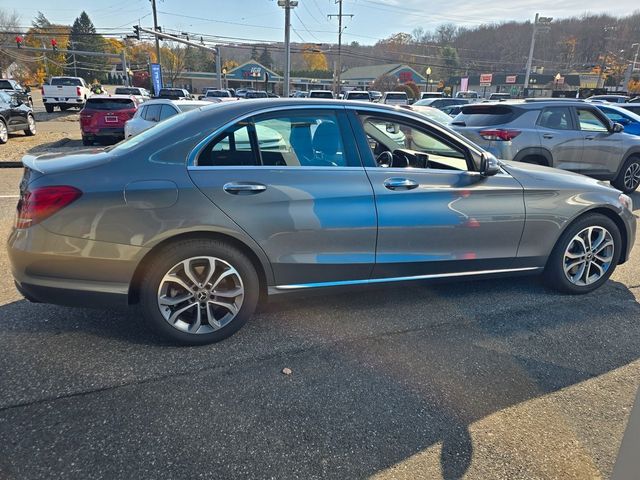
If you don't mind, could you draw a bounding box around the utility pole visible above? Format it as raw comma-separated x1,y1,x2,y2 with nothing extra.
277,0,297,97
41,40,50,78
524,13,552,92
150,0,161,65
71,40,77,77
631,43,639,72
598,26,617,89
328,0,353,96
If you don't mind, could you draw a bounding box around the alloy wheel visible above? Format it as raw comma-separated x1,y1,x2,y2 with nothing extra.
623,162,640,191
27,115,36,135
563,226,614,286
157,256,244,334
0,121,7,143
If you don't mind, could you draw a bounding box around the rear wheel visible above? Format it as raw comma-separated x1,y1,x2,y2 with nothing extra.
612,155,640,193
45,104,54,113
543,213,621,294
0,119,8,144
81,136,92,146
139,239,259,345
24,114,36,136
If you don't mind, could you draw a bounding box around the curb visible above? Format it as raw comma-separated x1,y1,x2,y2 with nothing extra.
0,162,23,168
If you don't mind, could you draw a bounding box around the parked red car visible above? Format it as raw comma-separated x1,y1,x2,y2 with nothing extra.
80,95,138,145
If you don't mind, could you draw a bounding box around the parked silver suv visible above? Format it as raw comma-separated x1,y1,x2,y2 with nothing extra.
452,100,640,192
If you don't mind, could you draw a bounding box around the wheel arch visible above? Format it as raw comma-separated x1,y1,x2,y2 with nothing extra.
547,206,629,268
128,231,271,305
513,147,552,166
613,149,640,181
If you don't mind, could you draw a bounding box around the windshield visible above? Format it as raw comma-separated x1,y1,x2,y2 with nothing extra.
84,98,135,110
109,109,190,153
347,92,370,100
385,93,407,100
412,106,453,125
206,91,230,97
51,77,82,86
177,104,204,113
310,91,333,98
0,80,13,89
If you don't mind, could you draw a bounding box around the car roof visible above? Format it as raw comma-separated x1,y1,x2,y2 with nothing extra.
142,99,209,106
88,94,134,99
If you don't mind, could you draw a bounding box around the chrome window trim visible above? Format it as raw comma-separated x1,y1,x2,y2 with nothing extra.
271,267,542,291
187,165,366,172
187,103,487,168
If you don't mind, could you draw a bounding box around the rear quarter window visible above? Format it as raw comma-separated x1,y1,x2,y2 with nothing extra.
453,105,519,126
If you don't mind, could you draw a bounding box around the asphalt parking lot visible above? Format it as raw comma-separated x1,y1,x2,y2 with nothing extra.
1,154,640,479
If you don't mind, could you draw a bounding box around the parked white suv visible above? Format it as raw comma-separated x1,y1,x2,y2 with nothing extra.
124,99,209,137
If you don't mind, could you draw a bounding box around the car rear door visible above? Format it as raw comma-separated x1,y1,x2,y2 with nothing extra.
535,106,583,171
573,106,623,177
349,109,526,279
187,107,377,287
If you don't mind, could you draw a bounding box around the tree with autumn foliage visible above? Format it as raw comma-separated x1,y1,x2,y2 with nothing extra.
302,44,328,72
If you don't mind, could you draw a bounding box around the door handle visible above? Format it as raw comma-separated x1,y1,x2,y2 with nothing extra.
543,134,554,139
383,178,419,190
585,136,595,140
223,182,267,195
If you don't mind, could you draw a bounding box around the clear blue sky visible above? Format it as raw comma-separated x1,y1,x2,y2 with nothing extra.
10,0,640,45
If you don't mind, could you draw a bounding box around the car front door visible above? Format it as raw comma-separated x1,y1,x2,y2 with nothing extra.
188,108,377,287
349,109,526,279
573,106,623,177
535,106,583,171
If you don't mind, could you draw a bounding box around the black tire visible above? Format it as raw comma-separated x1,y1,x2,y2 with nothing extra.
543,213,621,294
82,136,92,146
612,155,640,193
521,155,547,166
45,104,54,113
24,114,36,136
139,239,259,345
60,105,69,112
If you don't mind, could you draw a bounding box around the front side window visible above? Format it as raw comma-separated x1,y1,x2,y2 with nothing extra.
538,107,572,130
253,111,351,167
159,105,178,121
359,114,469,171
577,108,609,132
143,104,162,122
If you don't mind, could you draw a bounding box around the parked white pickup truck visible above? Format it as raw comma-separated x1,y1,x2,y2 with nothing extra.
42,76,92,112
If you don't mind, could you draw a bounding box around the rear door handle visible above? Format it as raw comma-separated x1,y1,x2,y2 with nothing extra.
543,134,554,139
223,182,267,195
383,178,419,190
585,136,595,140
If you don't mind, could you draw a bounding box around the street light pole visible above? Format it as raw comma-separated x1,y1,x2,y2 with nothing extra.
524,13,552,91
425,67,431,93
278,0,297,97
150,0,161,65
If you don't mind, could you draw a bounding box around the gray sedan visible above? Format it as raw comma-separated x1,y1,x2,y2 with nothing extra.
8,99,636,345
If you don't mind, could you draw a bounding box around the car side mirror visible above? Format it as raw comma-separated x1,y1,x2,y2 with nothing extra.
480,152,500,177
612,122,624,133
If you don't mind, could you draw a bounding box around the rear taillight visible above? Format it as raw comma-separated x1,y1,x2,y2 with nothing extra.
479,129,521,141
16,186,82,229
76,86,82,96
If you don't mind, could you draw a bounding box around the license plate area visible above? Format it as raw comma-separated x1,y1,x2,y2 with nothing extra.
105,116,118,123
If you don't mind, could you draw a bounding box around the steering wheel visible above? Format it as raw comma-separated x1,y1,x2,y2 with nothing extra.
376,151,393,167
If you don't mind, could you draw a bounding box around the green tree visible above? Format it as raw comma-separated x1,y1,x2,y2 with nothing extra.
67,11,108,81
258,47,273,68
251,45,260,61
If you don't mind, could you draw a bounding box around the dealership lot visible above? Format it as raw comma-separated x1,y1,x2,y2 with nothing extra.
0,161,639,479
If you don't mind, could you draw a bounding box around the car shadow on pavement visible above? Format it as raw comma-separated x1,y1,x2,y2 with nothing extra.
1,275,639,479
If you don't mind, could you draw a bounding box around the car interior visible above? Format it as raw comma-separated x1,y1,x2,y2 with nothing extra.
359,115,469,171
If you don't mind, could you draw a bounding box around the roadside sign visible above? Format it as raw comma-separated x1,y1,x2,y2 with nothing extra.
480,73,493,86
506,75,517,84
150,63,163,95
556,76,565,85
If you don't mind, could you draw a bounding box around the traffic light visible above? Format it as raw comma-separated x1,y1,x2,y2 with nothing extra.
15,36,23,48
51,38,58,52
133,25,140,40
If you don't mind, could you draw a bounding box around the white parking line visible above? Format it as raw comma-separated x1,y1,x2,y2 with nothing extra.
0,195,19,198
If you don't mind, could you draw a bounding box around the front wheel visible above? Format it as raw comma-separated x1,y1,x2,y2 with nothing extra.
139,239,259,345
612,156,640,193
45,104,54,113
0,119,8,144
543,213,621,294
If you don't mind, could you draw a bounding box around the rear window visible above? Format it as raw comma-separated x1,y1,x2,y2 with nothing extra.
51,77,82,86
206,90,230,97
84,98,135,110
159,89,183,97
385,93,407,100
453,105,518,126
115,88,141,95
346,92,370,100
